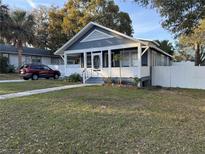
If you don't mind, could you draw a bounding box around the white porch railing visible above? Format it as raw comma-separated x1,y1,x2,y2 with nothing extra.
82,69,93,83
49,65,151,80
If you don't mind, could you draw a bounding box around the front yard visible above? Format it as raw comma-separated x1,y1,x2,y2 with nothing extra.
1,86,205,153
0,73,20,80
0,80,75,95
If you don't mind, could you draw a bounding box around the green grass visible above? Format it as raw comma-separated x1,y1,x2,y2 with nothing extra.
1,86,205,153
0,80,75,95
0,73,20,80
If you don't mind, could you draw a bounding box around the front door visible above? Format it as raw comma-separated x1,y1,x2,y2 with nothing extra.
92,53,102,77
92,53,102,71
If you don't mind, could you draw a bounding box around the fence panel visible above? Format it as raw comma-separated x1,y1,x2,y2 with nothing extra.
152,66,205,89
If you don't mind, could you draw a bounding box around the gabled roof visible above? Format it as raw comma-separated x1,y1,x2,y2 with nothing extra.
54,22,173,58
0,44,58,57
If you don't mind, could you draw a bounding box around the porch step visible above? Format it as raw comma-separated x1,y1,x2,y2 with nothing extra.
85,77,104,84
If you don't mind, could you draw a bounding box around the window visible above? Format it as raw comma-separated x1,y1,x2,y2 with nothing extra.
122,51,129,67
30,65,41,70
51,58,61,65
111,50,120,67
142,52,148,66
2,53,9,58
25,56,31,64
31,56,41,64
103,51,108,68
87,53,91,68
131,51,138,67
67,56,80,65
42,65,50,70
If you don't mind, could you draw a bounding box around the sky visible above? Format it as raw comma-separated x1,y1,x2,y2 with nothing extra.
2,0,175,42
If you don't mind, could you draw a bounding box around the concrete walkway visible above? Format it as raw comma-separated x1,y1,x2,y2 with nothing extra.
0,84,99,100
0,80,25,83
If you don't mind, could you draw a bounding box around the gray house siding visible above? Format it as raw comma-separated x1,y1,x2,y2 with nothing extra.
67,26,136,51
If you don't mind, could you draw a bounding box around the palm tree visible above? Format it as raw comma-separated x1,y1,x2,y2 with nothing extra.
0,0,9,42
9,10,35,67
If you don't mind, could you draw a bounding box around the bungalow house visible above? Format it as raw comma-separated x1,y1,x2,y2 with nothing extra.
0,44,63,68
55,22,172,85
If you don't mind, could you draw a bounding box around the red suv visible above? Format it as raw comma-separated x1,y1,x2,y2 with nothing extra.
20,64,61,80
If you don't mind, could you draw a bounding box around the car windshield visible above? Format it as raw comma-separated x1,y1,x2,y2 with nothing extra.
20,65,29,69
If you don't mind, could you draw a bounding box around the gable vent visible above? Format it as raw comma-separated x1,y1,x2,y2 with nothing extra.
81,29,114,42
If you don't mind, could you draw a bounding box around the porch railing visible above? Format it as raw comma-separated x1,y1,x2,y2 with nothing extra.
82,69,92,84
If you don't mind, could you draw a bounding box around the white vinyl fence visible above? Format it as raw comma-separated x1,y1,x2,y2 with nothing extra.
152,66,205,90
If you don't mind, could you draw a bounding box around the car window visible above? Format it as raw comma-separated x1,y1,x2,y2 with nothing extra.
42,66,50,70
31,65,40,70
20,65,29,69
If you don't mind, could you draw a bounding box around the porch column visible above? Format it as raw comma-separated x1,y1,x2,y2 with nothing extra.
64,53,67,76
108,49,112,77
138,43,142,79
91,52,94,70
84,52,87,69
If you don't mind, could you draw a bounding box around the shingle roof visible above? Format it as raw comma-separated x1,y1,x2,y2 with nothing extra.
0,44,57,57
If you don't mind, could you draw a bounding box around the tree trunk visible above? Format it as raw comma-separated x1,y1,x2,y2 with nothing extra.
16,40,23,68
195,43,201,66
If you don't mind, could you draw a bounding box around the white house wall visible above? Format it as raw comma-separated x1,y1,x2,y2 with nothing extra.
8,54,58,68
42,57,51,65
9,54,19,67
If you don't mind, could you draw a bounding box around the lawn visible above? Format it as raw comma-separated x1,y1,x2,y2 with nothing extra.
0,80,75,95
0,73,20,80
1,86,205,153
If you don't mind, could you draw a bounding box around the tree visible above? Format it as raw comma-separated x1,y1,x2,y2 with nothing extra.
179,19,205,66
48,7,68,51
9,10,35,67
155,40,175,55
32,6,50,49
0,0,9,43
95,0,133,36
134,0,205,36
47,0,133,51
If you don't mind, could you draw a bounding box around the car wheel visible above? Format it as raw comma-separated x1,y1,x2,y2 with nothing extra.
54,74,59,80
32,74,39,80
46,77,50,80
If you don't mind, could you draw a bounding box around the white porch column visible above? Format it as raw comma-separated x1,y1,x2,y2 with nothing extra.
138,43,142,79
84,52,87,69
64,53,67,76
91,52,94,70
108,49,112,77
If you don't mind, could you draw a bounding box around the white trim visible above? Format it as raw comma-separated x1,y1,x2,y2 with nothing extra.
141,46,149,56
64,43,138,54
138,43,142,79
80,29,114,43
151,46,173,58
92,52,102,70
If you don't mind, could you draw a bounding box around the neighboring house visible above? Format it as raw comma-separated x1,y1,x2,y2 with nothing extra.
0,44,63,68
55,22,173,85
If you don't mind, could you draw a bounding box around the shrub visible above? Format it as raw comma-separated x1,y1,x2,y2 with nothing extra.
66,73,82,82
133,77,141,86
7,65,15,73
0,56,9,73
104,77,113,85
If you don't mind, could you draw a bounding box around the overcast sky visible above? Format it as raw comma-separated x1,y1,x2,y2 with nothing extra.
3,0,175,42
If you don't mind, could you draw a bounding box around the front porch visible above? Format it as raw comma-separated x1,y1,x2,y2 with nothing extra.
63,44,151,83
